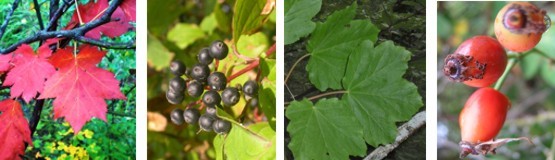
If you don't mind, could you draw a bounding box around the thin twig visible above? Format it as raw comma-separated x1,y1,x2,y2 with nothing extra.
0,0,21,40
284,54,310,85
25,99,45,149
33,0,45,31
364,111,426,160
45,0,73,31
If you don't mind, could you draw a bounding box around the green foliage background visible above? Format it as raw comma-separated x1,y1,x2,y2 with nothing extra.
438,1,555,159
0,0,136,159
146,0,276,159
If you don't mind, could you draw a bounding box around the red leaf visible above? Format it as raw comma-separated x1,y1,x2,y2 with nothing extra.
0,99,31,160
0,54,12,73
120,0,136,21
65,0,132,39
3,40,58,103
39,45,126,133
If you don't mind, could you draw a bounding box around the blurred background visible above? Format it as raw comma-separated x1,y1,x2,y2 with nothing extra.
437,1,555,159
146,0,275,159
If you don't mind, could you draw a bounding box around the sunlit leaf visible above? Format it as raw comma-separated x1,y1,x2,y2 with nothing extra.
232,0,272,43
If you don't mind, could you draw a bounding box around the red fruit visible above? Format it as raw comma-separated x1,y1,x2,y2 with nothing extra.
494,2,548,52
443,36,507,87
459,88,510,156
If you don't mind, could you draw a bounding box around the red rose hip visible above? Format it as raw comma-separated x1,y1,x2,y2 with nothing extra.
443,36,507,87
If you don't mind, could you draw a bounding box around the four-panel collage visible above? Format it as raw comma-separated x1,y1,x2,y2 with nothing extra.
0,0,553,159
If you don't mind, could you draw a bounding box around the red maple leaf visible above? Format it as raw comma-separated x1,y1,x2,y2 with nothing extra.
3,40,58,103
65,0,132,39
120,0,136,21
38,45,126,133
0,99,32,160
0,54,12,73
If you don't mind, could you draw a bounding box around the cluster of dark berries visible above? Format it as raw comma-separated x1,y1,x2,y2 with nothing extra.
166,40,259,134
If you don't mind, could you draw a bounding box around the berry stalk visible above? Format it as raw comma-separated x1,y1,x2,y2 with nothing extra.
493,57,518,90
227,59,260,82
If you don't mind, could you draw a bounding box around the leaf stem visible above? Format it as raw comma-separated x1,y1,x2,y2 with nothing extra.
493,57,518,90
284,90,347,106
284,54,310,85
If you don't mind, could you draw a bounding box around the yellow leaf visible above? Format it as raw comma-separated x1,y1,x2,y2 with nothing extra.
82,129,94,139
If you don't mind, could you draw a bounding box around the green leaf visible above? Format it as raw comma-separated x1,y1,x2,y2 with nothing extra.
342,40,422,146
284,0,321,45
214,2,232,33
222,123,275,159
201,13,218,35
306,3,380,91
258,58,276,130
232,0,272,43
146,0,181,35
213,135,224,160
167,23,205,49
286,98,366,159
260,58,276,81
147,33,174,71
541,60,555,88
521,52,543,80
237,32,269,58
259,80,276,130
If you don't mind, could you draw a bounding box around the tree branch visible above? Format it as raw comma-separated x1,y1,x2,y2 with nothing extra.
0,0,134,54
75,36,135,49
29,100,45,134
0,0,21,41
363,111,426,160
33,0,45,31
45,0,73,31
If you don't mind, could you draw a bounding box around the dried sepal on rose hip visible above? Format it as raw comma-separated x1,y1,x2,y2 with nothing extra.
443,36,507,88
458,88,515,158
494,2,550,52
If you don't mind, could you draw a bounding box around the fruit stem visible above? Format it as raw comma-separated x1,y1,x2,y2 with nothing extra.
266,43,276,57
214,59,219,72
284,90,347,106
186,100,202,109
531,48,555,61
226,44,275,82
227,59,260,82
217,115,269,142
284,54,310,85
493,57,518,90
